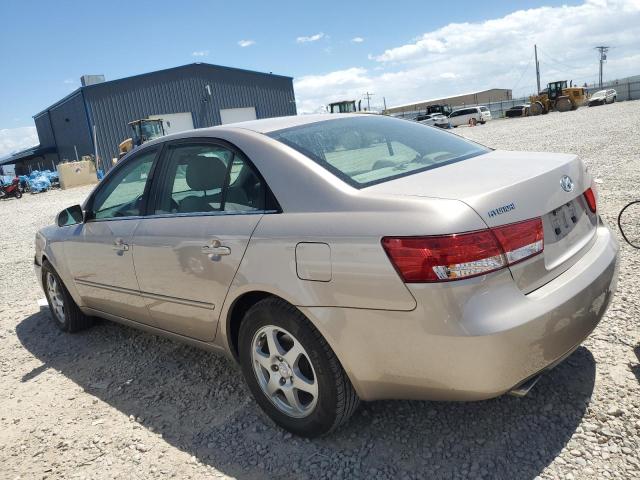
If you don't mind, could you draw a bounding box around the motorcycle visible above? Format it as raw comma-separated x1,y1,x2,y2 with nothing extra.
0,176,23,199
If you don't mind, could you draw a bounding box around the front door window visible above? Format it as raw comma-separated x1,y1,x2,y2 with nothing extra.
92,149,156,219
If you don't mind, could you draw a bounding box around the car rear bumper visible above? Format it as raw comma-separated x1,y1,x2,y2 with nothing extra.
303,222,618,401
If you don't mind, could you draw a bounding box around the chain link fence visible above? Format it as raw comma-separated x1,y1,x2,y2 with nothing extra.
391,78,640,120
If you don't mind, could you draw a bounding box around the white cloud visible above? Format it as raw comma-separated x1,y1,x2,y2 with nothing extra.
238,39,255,47
295,0,640,113
351,37,364,43
63,79,75,84
191,50,209,57
0,127,38,159
296,32,324,43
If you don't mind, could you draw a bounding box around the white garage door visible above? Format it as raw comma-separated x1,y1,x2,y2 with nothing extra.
148,112,194,135
219,107,257,125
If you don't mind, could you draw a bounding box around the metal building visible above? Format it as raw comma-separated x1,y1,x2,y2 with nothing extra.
2,63,296,173
385,88,512,117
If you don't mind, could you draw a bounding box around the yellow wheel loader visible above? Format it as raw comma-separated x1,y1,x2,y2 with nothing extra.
529,81,587,115
117,118,165,160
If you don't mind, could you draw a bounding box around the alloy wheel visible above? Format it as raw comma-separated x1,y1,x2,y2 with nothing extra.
46,272,65,324
251,325,318,418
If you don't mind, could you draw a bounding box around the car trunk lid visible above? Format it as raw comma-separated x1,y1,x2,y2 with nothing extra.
367,150,598,292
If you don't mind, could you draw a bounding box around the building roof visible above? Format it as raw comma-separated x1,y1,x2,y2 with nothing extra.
387,88,511,111
0,145,57,165
33,62,293,119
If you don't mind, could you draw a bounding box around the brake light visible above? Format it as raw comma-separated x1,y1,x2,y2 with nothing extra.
583,187,597,213
491,218,544,265
382,218,544,283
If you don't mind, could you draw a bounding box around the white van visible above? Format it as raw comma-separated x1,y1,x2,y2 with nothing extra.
448,106,492,127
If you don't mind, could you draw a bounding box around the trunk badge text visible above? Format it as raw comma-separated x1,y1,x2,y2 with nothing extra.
488,202,516,218
560,175,574,192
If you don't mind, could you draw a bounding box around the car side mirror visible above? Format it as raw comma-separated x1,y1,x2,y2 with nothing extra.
56,204,85,227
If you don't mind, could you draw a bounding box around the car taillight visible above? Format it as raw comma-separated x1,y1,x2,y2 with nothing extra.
382,218,544,283
583,187,597,213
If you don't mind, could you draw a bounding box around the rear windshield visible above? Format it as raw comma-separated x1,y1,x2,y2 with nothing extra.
268,116,489,188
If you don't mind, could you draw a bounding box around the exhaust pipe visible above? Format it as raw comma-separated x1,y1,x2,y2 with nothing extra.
509,373,542,397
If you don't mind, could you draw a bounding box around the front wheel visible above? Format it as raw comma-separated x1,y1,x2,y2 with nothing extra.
14,189,22,199
42,261,93,332
239,298,359,437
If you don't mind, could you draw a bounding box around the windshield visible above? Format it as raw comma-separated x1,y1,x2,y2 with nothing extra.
330,102,357,113
592,90,606,98
140,121,164,141
268,116,489,188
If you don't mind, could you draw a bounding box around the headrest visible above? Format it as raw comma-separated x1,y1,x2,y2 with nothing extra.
184,155,227,191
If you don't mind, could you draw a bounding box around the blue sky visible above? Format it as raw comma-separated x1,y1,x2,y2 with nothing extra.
1,0,639,155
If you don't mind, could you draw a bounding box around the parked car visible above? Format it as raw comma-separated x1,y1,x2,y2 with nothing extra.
36,114,618,437
505,104,530,118
448,106,491,127
588,89,617,106
415,113,449,128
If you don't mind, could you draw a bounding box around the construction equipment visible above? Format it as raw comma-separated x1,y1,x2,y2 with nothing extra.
327,100,365,113
424,104,452,116
118,118,165,158
529,81,587,115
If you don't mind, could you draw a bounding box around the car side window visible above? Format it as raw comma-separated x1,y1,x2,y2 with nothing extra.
92,148,156,219
154,143,266,215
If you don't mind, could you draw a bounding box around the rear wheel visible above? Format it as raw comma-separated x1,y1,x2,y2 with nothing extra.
238,298,359,437
42,261,93,333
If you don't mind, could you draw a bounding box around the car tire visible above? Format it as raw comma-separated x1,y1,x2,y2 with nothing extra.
238,297,359,437
42,260,93,333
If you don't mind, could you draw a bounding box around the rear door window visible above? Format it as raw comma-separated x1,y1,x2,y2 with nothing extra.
153,143,268,215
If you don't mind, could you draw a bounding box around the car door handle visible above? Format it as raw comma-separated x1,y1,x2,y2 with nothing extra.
201,245,231,256
112,238,129,252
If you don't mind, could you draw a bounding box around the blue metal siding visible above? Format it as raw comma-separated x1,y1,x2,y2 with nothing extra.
47,92,94,162
84,64,296,167
34,112,56,149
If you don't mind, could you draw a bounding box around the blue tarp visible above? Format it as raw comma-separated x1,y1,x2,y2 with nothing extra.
0,175,13,186
27,169,59,193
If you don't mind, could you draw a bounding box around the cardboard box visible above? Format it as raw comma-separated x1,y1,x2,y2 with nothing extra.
58,160,99,190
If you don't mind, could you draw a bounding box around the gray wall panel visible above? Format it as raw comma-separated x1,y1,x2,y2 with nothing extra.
84,64,296,166
47,92,93,162
34,112,56,149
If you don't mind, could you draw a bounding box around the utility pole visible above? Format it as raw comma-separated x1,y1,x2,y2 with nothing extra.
595,46,609,88
362,91,374,111
534,44,541,94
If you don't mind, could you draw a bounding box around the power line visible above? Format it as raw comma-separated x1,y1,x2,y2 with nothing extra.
512,53,534,93
537,47,584,72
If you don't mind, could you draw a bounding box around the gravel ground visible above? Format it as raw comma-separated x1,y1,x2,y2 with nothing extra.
1,101,639,480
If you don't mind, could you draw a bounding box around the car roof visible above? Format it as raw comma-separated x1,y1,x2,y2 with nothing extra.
220,113,366,134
